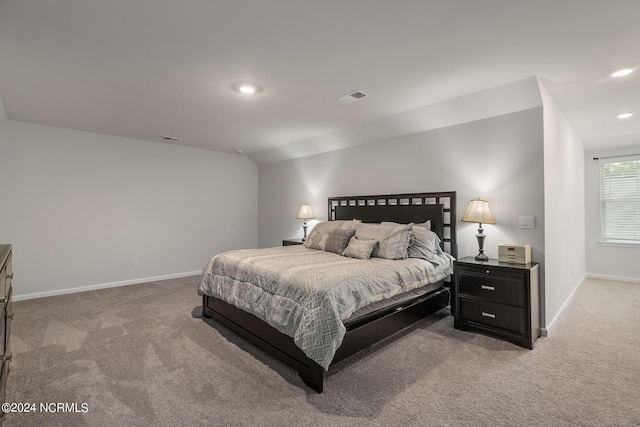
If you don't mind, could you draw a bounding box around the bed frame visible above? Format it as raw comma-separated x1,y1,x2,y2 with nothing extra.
202,191,457,393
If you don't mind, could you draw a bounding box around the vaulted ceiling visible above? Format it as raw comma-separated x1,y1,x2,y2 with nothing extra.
1,0,639,164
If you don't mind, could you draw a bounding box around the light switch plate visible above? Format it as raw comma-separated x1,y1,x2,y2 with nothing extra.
519,216,535,229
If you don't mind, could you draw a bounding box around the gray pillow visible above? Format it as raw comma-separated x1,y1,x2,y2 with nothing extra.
324,229,356,254
354,223,412,260
382,220,430,230
342,237,378,260
408,226,442,258
304,220,357,250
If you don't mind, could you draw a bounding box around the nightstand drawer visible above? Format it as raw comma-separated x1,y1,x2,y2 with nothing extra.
457,271,526,306
459,299,526,335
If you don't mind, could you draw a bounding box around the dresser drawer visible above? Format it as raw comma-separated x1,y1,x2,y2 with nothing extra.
457,270,526,306
459,298,526,335
4,287,11,361
0,267,5,305
0,245,12,425
0,310,4,361
3,253,10,300
0,359,7,422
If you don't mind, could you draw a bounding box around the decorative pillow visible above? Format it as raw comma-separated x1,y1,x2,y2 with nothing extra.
408,226,442,258
325,229,356,255
304,220,356,250
306,233,330,251
342,237,378,260
354,223,412,260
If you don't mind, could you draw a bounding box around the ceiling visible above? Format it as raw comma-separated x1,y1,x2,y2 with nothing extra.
1,0,639,164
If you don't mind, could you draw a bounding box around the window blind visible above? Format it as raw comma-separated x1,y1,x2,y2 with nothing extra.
600,156,640,242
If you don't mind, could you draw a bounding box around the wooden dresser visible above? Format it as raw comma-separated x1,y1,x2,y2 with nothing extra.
454,256,539,349
0,245,12,426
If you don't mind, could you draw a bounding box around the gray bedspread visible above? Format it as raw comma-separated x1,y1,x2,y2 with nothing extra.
198,246,454,369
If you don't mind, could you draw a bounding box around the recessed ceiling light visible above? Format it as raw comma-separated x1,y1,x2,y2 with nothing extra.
617,112,635,119
611,67,636,77
231,82,262,94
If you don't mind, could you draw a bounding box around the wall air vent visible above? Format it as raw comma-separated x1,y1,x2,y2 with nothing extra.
337,90,369,103
161,135,183,142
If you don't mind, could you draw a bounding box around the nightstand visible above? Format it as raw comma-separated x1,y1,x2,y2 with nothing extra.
454,257,540,349
282,239,304,246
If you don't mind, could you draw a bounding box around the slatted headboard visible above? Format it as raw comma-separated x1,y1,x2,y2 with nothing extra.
328,191,457,259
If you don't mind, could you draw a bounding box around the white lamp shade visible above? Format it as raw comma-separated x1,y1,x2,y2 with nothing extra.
461,199,495,224
296,204,315,220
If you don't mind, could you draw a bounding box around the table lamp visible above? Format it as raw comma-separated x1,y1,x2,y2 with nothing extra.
297,204,315,242
461,198,495,261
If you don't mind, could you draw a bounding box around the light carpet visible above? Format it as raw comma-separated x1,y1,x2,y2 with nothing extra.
3,277,640,426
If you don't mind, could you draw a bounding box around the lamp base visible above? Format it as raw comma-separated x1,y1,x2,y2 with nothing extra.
475,224,488,262
474,252,489,262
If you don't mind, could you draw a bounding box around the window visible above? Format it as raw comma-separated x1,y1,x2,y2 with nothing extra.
600,156,640,243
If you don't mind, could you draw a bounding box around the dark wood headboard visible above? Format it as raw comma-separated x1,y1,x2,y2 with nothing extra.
328,191,457,259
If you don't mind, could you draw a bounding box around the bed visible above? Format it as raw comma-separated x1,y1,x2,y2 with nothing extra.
199,191,457,393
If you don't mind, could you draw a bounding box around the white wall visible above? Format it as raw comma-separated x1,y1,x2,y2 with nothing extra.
259,107,546,310
585,145,640,282
0,120,258,299
538,80,586,333
0,94,6,120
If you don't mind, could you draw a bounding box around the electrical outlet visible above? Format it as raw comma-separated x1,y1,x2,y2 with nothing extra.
131,258,138,267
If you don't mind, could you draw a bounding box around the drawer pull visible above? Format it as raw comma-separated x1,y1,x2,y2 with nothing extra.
481,311,496,319
485,270,490,274
481,285,495,291
6,273,13,280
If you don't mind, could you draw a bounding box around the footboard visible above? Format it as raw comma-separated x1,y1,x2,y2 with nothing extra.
202,295,325,392
202,285,449,393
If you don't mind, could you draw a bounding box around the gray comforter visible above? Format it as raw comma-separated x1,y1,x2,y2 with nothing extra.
198,245,454,369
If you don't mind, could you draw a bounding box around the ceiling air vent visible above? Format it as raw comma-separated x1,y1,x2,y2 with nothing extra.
161,135,183,142
337,90,369,103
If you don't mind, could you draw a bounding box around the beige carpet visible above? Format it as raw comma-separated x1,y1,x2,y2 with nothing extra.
4,277,640,426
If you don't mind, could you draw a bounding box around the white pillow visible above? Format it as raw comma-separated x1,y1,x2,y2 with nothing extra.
415,219,431,230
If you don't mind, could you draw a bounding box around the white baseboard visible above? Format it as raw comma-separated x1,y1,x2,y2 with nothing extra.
13,270,202,302
540,274,587,337
585,273,640,284
541,273,640,336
